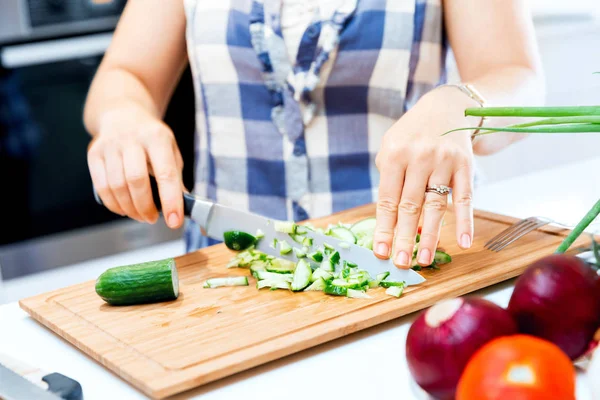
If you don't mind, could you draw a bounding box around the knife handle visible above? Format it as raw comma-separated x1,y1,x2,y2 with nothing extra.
92,176,196,218
43,373,83,400
0,353,83,400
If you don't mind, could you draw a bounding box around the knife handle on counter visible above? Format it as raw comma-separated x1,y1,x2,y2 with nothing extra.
0,353,83,400
92,176,215,229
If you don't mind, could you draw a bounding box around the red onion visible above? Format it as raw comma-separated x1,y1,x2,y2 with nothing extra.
406,297,517,400
508,254,600,360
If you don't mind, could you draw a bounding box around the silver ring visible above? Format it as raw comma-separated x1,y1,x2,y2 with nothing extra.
425,184,451,196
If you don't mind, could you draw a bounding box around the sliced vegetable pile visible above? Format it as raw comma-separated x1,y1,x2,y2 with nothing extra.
94,217,452,305
215,247,403,299
407,253,600,400
206,217,452,299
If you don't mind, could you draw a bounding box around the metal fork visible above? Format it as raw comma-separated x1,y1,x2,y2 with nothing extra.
485,216,553,252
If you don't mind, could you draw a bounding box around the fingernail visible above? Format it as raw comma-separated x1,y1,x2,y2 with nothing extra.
418,248,431,265
460,233,472,249
376,242,389,257
396,251,410,266
167,213,179,228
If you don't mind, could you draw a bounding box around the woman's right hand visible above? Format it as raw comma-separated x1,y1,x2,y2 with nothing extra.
87,102,184,228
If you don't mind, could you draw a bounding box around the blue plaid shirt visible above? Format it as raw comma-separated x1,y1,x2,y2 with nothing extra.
183,0,448,252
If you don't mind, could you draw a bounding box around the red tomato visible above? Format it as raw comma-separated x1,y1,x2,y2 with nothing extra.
456,335,575,400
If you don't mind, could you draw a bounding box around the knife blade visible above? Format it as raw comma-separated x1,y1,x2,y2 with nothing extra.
93,181,425,285
200,200,425,285
0,363,63,400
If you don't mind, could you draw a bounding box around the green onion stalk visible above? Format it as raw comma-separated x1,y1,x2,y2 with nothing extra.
448,105,600,253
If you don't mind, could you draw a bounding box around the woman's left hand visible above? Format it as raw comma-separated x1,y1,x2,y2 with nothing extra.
373,86,478,268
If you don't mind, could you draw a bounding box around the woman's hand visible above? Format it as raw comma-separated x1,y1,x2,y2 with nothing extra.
373,86,477,268
87,101,184,228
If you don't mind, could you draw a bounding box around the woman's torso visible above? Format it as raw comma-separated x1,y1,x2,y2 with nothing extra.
182,0,447,251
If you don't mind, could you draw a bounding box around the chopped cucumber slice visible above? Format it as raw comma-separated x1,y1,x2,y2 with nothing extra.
303,237,313,247
320,258,335,272
293,247,307,258
203,276,249,288
255,229,265,239
279,240,292,255
295,226,308,234
274,221,297,234
257,279,291,290
385,286,404,298
357,236,373,250
304,278,327,292
324,284,347,296
348,270,371,285
255,270,293,282
291,260,312,291
271,238,278,250
339,242,350,249
350,217,376,238
376,272,390,281
344,261,358,269
308,251,323,262
331,278,353,288
328,227,357,244
266,259,296,273
341,266,351,279
323,243,335,251
434,250,452,265
329,251,340,265
226,250,258,268
311,268,333,282
347,289,371,299
290,234,305,245
379,280,406,288
250,261,268,277
368,271,390,288
223,231,257,251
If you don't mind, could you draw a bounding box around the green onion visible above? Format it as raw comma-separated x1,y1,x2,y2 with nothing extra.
445,123,600,137
451,101,600,254
465,106,600,118
555,199,600,254
509,116,600,128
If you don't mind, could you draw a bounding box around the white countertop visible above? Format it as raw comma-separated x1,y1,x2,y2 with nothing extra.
2,156,600,400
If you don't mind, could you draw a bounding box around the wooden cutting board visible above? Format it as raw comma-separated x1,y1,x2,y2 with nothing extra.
19,205,590,399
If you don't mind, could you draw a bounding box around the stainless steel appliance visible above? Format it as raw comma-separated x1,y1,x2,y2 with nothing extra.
0,0,196,280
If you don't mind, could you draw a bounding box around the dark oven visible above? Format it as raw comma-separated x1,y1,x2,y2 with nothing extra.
0,0,195,280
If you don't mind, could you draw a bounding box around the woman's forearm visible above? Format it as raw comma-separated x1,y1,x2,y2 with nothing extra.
463,65,546,155
443,0,545,155
83,66,164,136
82,0,188,137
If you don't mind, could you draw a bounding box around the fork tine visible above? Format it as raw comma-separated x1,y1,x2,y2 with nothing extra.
488,220,539,251
492,220,550,251
485,218,535,248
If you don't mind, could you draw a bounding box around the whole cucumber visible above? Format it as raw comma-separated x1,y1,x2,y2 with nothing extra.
95,258,179,306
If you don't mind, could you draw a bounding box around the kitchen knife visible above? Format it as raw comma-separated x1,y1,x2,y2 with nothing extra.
93,183,425,285
0,354,82,400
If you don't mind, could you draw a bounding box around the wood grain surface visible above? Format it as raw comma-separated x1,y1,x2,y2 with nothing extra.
19,204,590,399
